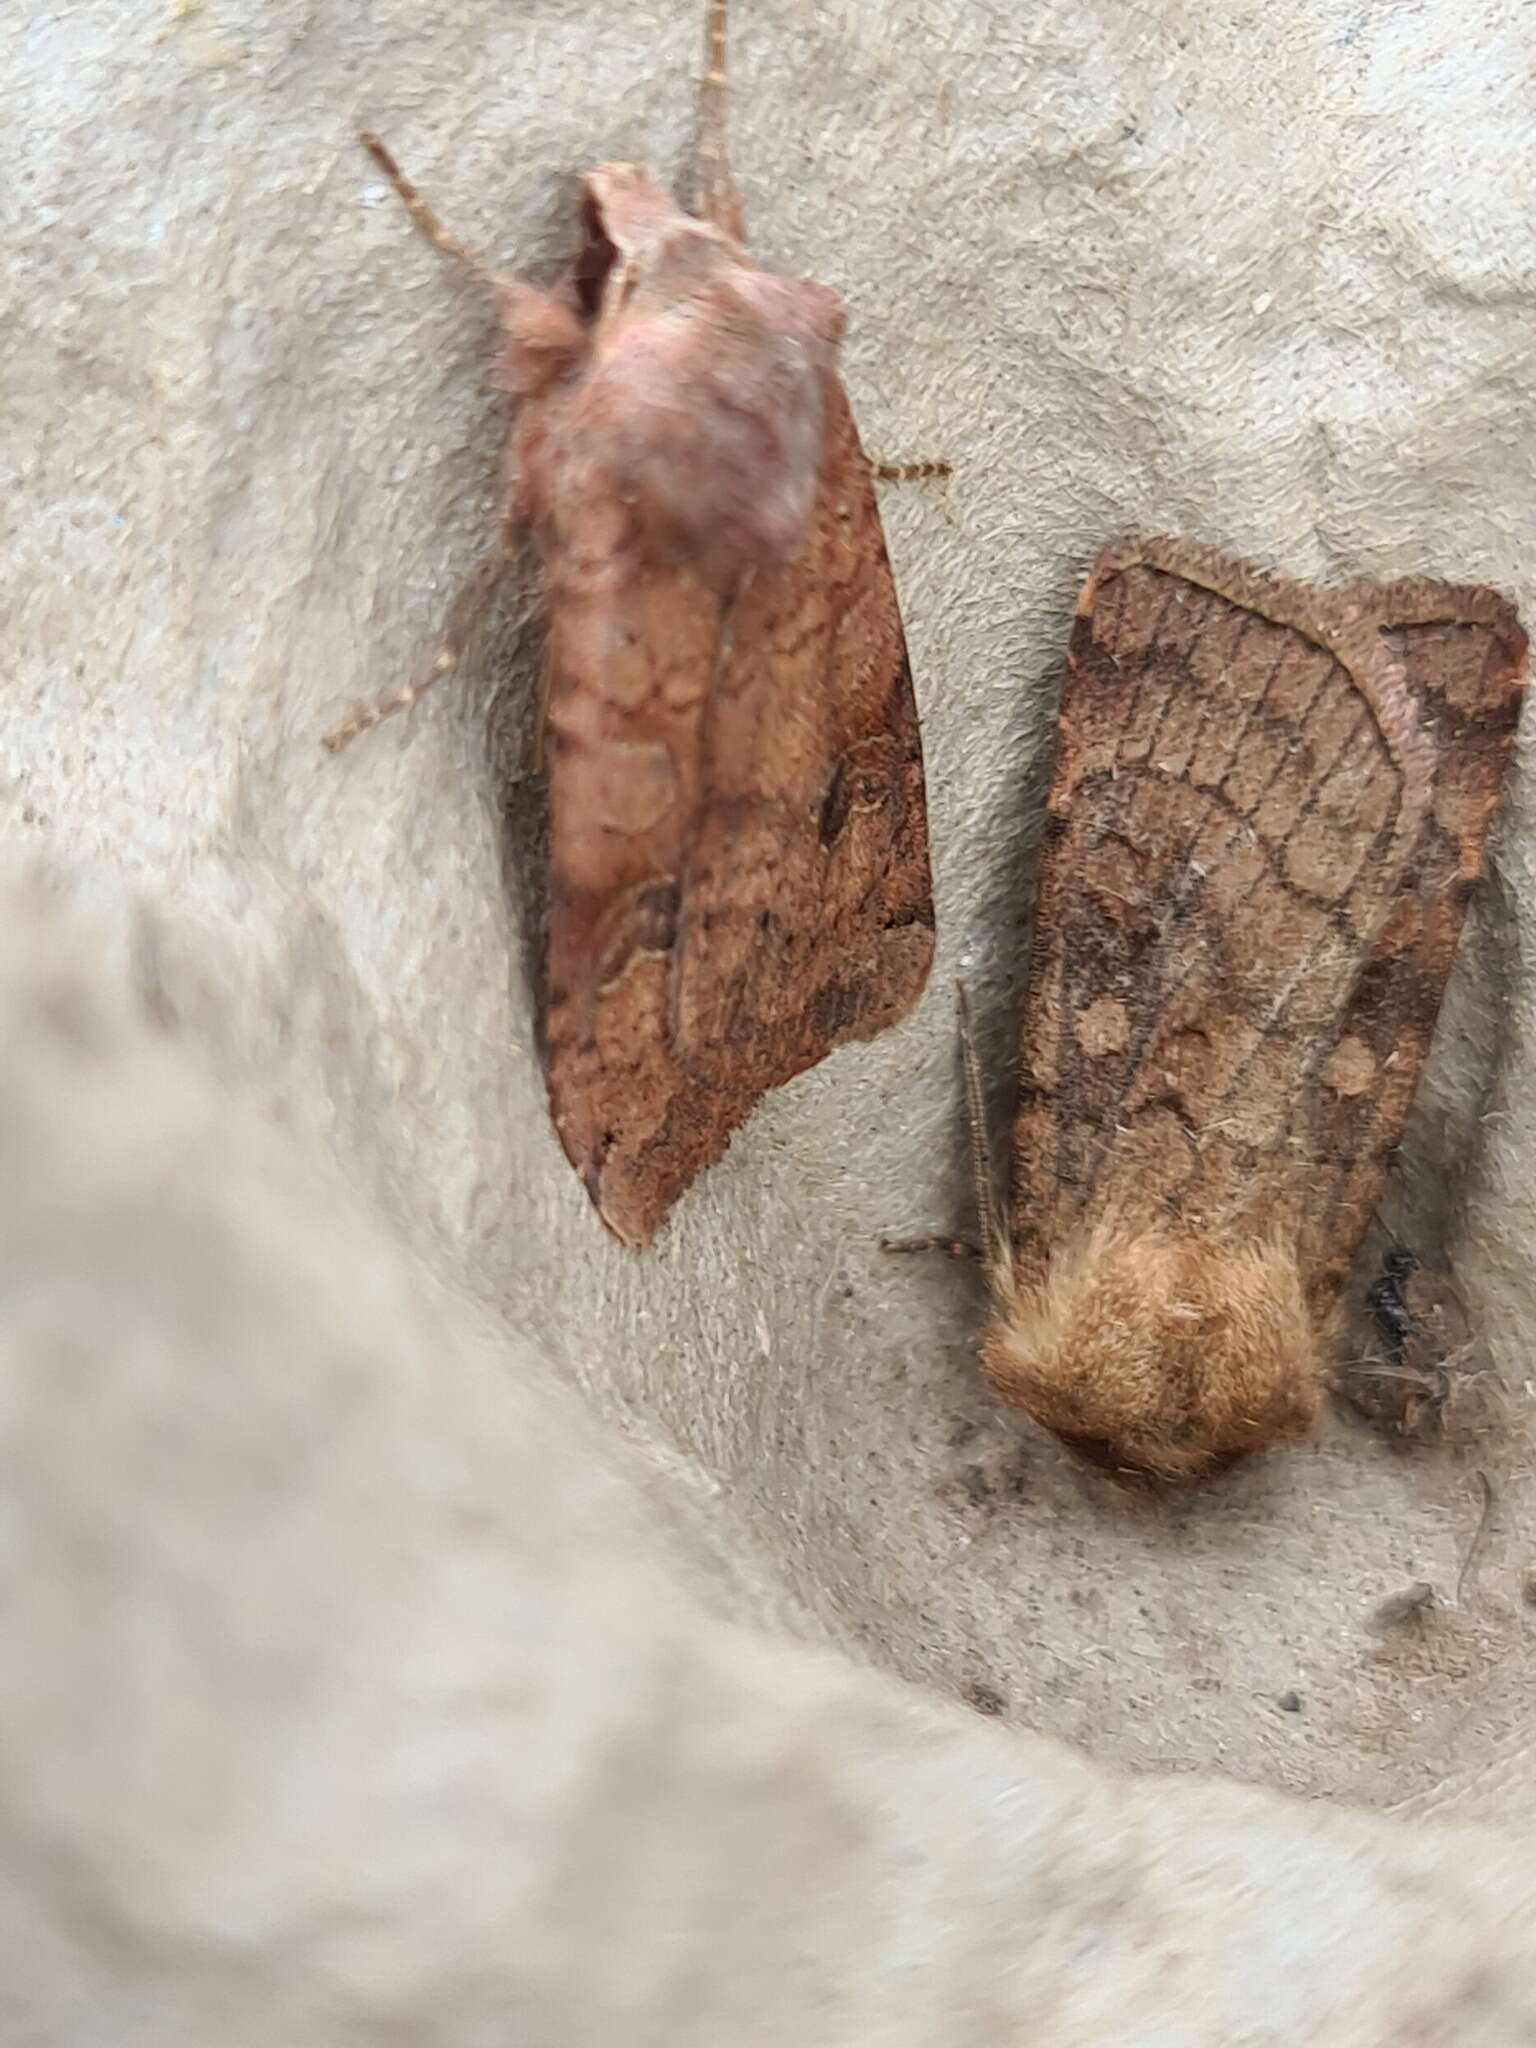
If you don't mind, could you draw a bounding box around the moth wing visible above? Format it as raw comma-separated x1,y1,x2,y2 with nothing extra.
1300,575,1526,1304
539,385,935,1247
1009,537,1524,1312
669,376,935,1088
540,551,733,1248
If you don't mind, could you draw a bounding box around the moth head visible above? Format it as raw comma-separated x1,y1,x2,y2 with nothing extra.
982,1225,1320,1485
579,163,735,318
542,163,848,585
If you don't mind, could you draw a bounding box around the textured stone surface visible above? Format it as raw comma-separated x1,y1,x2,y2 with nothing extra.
4,878,1536,2044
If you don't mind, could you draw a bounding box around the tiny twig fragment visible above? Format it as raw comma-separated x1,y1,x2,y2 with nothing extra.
1456,1470,1496,1604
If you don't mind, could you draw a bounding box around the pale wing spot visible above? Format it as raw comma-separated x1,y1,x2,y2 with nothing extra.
1075,997,1130,1056
1325,1035,1377,1097
589,741,679,836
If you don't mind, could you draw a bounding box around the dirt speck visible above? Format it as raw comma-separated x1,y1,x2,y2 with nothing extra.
963,1681,1008,1718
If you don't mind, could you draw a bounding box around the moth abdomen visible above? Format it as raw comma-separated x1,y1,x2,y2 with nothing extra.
982,1224,1321,1486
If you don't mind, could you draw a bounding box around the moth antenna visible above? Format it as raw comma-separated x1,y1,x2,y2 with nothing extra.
360,132,509,300
322,554,503,753
955,980,1010,1288
696,0,747,239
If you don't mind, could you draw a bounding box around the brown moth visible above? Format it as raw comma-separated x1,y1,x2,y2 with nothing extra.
327,0,936,1246
950,537,1526,1485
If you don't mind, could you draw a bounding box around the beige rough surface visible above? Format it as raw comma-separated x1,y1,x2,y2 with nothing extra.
5,880,1536,2044
4,0,1536,2032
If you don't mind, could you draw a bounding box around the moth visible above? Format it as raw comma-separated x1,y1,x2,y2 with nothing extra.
921,537,1526,1485
327,1,937,1246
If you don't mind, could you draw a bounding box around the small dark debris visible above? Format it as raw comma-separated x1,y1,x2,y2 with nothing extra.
963,1682,1007,1718
1367,1245,1420,1352
1277,1691,1303,1714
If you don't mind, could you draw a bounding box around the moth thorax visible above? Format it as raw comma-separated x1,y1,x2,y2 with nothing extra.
551,249,844,587
982,1224,1320,1484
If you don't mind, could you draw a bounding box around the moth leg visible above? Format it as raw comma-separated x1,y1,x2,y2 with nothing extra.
696,0,747,241
871,461,952,483
882,1234,984,1263
322,552,504,753
872,460,956,528
360,131,511,299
